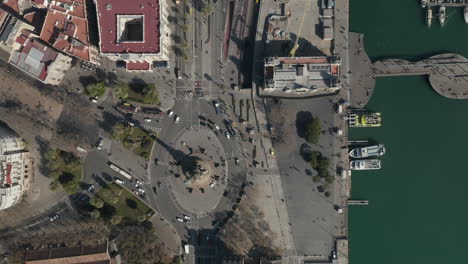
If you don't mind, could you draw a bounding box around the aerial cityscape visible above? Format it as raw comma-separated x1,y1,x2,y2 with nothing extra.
0,0,466,264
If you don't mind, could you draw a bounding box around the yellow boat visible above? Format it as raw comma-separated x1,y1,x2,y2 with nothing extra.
347,112,382,127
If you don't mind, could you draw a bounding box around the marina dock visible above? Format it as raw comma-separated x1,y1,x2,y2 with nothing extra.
427,0,468,7
347,32,468,107
348,200,369,206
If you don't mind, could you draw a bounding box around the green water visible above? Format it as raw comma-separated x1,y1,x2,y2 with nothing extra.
349,1,468,263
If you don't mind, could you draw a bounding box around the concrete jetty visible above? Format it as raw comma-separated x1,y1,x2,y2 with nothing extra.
427,0,468,7
348,32,468,107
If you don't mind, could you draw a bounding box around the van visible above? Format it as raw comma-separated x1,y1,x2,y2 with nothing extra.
115,179,124,184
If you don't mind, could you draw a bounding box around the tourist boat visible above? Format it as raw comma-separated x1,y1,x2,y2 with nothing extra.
350,159,382,170
349,144,386,158
427,7,433,28
464,7,468,24
347,112,382,127
439,6,446,27
421,0,427,8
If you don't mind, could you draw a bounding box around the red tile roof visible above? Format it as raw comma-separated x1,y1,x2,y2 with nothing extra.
126,61,150,70
40,9,90,61
1,0,20,15
95,0,160,54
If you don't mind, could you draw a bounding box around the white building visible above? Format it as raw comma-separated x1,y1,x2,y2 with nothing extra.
0,126,32,210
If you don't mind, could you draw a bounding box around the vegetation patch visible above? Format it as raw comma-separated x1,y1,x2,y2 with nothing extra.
84,81,107,98
112,123,154,159
115,82,160,105
304,117,321,144
44,148,82,194
308,151,334,194
117,224,172,263
92,183,153,224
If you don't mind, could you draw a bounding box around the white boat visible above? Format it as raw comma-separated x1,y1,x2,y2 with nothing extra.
439,6,446,27
464,7,468,24
349,144,386,158
421,0,427,8
427,7,433,28
350,159,382,170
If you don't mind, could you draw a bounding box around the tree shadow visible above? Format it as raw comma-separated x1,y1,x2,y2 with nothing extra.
98,111,122,134
296,111,313,138
100,203,116,220
79,76,97,88
125,198,137,209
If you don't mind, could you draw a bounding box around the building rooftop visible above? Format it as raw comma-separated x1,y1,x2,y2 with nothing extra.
264,56,341,91
9,35,58,81
25,243,110,264
40,0,91,61
95,0,160,54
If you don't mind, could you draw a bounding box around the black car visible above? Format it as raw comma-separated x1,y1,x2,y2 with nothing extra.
116,60,126,68
154,158,159,165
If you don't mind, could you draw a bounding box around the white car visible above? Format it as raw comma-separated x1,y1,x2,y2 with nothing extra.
183,215,191,221
175,116,180,123
90,97,98,103
96,137,103,150
176,217,184,222
115,179,124,184
234,158,239,165
144,118,151,122
49,214,59,222
128,122,135,127
214,124,220,130
225,132,230,139
137,187,145,193
167,110,174,117
210,181,216,188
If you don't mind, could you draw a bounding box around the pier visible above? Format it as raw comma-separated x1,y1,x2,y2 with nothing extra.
347,32,468,108
427,0,468,7
347,200,369,206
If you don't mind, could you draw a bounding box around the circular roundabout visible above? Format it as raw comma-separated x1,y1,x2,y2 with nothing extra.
167,127,228,216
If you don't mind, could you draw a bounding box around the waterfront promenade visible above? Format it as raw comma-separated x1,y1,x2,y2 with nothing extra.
348,33,468,107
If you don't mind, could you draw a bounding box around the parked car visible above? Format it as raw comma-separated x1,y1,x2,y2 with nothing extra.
175,116,180,123
176,217,184,222
96,137,103,150
115,178,124,184
167,110,174,117
225,132,230,139
49,214,59,222
90,97,98,103
144,118,151,122
183,215,191,221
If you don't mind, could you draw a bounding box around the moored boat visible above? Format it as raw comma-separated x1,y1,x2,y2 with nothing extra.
421,0,427,8
347,112,382,128
350,159,382,170
439,6,446,27
349,144,386,158
427,7,433,28
464,7,468,24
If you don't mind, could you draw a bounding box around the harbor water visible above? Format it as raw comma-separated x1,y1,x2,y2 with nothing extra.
349,0,468,263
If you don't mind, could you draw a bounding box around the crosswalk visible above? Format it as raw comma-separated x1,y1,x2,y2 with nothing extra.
140,125,161,134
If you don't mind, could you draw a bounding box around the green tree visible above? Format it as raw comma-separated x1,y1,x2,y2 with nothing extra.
137,214,146,222
201,3,213,15
110,214,123,225
114,83,129,99
304,118,321,144
49,180,60,191
85,82,107,98
312,175,320,183
309,151,321,168
100,188,114,200
90,209,101,219
142,85,160,105
112,123,128,140
90,196,104,208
